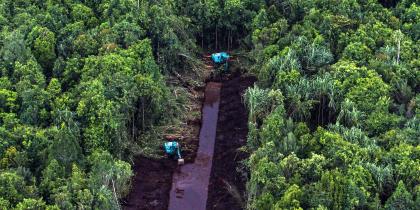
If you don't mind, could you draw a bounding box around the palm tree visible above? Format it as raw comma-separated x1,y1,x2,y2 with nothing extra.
259,51,301,87
293,36,333,72
244,85,270,123
244,86,283,123
285,78,315,121
311,73,341,125
336,98,365,127
363,162,393,193
328,124,373,147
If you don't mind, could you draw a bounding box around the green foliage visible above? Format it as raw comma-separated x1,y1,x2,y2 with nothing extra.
345,76,390,113
0,1,200,208
0,0,418,209
0,171,34,206
70,4,98,28
0,88,18,113
244,85,284,123
259,107,286,146
27,26,57,69
88,150,133,199
342,42,372,65
48,111,82,169
15,198,46,210
365,109,402,136
0,197,10,210
336,99,364,127
245,0,419,209
274,184,303,209
40,159,65,200
1,30,32,70
385,181,415,210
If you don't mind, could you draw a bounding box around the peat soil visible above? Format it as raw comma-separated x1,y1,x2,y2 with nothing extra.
206,70,256,210
122,89,204,210
122,156,176,210
123,66,255,210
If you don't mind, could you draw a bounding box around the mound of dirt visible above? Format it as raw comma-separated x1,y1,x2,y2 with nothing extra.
206,72,256,210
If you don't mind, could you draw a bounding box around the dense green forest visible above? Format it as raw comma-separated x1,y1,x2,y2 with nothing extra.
0,0,418,209
0,0,199,209
243,0,419,209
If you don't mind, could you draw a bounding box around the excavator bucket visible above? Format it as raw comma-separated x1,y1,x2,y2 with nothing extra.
178,158,185,165
176,146,184,165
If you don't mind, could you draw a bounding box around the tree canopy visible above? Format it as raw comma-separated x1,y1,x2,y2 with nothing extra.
0,0,418,209
244,0,419,209
0,0,198,208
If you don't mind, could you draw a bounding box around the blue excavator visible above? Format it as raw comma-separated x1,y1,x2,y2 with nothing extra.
204,52,231,73
164,136,184,165
211,52,230,72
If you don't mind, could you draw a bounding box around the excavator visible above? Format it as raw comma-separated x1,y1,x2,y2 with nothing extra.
164,136,184,165
205,52,231,73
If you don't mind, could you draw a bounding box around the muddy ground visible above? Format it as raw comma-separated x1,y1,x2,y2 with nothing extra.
122,156,176,210
122,86,203,210
206,71,256,210
123,66,255,210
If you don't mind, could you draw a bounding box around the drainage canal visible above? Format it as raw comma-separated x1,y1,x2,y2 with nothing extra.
168,82,222,210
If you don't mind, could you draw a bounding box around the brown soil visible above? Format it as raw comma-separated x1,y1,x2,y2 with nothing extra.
122,157,175,210
206,71,256,210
